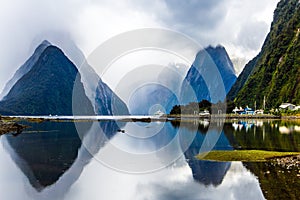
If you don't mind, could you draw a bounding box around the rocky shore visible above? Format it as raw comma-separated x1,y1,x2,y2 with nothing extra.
266,154,300,179
271,155,300,170
0,120,27,136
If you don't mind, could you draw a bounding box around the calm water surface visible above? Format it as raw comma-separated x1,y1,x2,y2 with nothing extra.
0,119,299,200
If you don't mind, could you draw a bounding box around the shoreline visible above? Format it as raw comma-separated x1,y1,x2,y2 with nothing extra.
0,120,28,136
1,114,300,123
167,114,300,120
1,115,299,167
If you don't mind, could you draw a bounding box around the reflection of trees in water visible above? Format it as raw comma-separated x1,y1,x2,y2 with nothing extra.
223,122,300,152
170,120,209,133
221,120,300,199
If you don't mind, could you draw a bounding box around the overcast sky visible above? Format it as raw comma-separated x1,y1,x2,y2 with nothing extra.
0,0,279,93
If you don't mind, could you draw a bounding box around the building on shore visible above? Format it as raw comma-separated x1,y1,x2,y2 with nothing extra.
232,106,264,115
279,103,296,111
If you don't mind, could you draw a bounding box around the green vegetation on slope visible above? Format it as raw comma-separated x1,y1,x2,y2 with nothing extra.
170,100,212,115
227,56,258,101
234,0,300,109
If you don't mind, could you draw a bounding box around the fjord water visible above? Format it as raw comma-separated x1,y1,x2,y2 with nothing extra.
0,119,299,200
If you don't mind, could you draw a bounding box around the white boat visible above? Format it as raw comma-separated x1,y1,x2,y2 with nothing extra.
199,110,210,116
154,110,165,117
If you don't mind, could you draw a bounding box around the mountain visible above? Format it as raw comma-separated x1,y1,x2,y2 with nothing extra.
232,0,300,108
0,40,50,100
227,55,259,101
126,63,186,115
127,45,236,114
0,45,93,115
0,41,128,115
128,84,178,115
181,45,237,104
46,38,129,115
95,80,130,115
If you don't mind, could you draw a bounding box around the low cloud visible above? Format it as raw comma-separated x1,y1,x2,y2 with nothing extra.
0,0,279,92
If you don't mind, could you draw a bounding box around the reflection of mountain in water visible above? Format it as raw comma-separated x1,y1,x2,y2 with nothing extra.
5,119,235,194
185,133,232,185
173,121,233,186
5,122,81,190
4,120,120,192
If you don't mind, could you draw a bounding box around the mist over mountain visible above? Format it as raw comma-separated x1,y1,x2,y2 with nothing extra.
0,40,50,100
0,45,93,115
52,38,129,115
181,45,237,104
128,45,237,114
128,84,178,115
0,41,128,116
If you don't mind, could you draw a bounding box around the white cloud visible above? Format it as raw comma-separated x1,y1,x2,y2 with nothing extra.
0,0,279,93
214,0,279,73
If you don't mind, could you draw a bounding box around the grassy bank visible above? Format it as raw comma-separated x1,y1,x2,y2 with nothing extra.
196,150,300,162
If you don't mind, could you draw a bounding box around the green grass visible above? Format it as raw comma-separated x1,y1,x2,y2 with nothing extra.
196,150,300,162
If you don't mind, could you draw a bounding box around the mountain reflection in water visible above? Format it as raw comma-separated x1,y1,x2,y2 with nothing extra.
0,119,271,200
